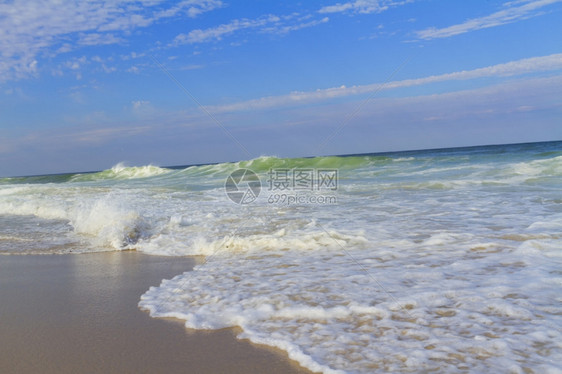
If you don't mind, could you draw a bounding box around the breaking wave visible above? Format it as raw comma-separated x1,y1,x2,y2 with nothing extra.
71,163,171,182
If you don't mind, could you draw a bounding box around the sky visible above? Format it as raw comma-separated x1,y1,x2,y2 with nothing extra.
1,0,562,176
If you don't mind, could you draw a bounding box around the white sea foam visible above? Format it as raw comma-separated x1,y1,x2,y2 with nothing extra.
0,186,151,250
140,230,561,373
137,150,562,373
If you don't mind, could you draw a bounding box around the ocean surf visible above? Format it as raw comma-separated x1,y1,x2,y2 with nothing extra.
1,141,561,373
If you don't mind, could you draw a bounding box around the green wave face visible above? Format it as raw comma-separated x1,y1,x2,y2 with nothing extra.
236,155,391,172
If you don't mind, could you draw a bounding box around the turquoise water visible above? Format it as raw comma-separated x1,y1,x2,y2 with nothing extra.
1,141,561,373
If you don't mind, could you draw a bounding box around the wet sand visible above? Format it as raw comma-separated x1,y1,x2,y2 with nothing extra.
0,252,314,374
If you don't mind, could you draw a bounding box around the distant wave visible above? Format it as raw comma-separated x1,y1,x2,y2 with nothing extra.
176,155,393,179
236,155,390,171
70,163,171,182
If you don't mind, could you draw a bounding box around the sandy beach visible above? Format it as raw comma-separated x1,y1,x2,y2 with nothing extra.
0,252,314,374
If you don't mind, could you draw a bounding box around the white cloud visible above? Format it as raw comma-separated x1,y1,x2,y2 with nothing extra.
120,52,146,61
180,64,205,70
320,3,354,13
132,100,152,112
263,17,330,34
416,0,562,39
0,0,222,82
173,12,331,45
173,15,281,44
210,53,562,112
65,56,87,71
131,100,155,117
101,64,117,74
78,33,125,46
154,0,223,19
319,0,412,14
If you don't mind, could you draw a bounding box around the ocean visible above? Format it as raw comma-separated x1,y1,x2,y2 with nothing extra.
1,141,561,373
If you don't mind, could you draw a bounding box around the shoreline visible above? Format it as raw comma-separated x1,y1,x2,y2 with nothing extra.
0,251,314,374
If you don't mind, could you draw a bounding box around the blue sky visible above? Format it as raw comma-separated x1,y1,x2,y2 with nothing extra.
1,0,561,176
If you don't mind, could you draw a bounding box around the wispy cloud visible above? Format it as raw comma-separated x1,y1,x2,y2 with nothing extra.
173,13,330,45
179,64,206,71
0,0,223,82
210,53,562,112
263,16,330,34
53,55,118,79
131,100,155,117
319,0,412,14
174,15,281,44
416,0,562,39
154,0,223,20
78,33,124,46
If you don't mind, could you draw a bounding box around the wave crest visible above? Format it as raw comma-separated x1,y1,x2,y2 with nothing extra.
71,163,171,182
177,155,390,178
